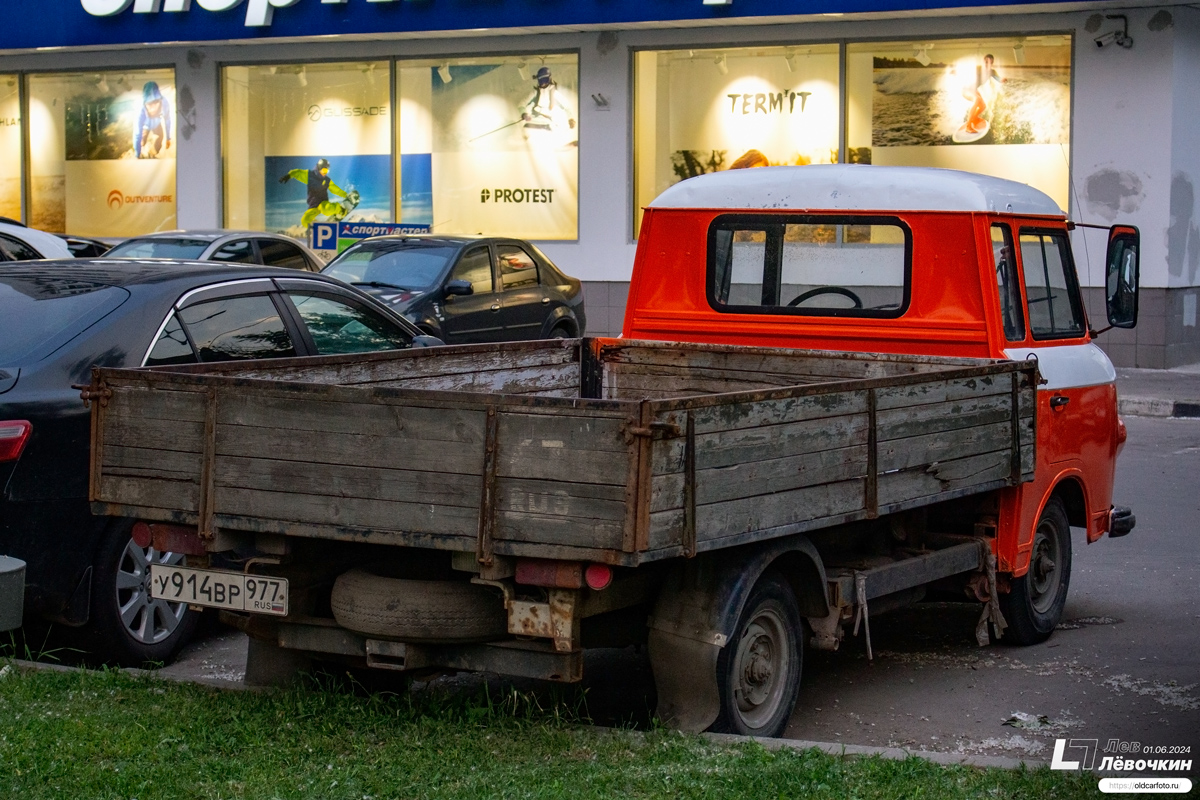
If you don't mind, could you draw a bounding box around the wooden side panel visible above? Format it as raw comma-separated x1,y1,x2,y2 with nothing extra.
492,411,631,552
95,385,206,513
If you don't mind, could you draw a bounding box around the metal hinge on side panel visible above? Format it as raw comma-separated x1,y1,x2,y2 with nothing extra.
74,382,112,409
622,420,681,443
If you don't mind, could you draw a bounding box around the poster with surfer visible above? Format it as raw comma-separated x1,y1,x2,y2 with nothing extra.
869,43,1070,147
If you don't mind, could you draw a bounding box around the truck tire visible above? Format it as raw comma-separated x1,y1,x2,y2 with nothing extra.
709,571,803,738
1000,496,1072,645
331,569,507,642
82,519,199,667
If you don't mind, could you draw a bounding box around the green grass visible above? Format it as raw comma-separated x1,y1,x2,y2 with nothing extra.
0,663,1100,800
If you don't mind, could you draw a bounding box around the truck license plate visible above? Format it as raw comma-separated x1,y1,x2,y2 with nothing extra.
149,565,288,616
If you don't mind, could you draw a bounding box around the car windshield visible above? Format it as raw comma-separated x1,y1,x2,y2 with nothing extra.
105,238,212,260
0,275,130,365
322,242,457,291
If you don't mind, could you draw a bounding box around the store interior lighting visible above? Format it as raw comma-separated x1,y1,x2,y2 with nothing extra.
1012,42,1026,64
363,63,376,85
714,53,728,75
96,76,110,93
437,63,452,83
516,61,529,81
784,52,797,72
913,45,932,66
297,67,307,87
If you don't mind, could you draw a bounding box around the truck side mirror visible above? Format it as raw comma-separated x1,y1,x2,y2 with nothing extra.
444,279,474,298
1106,225,1139,328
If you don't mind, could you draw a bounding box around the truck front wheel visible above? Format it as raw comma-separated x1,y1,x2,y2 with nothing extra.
710,571,803,738
1001,496,1072,645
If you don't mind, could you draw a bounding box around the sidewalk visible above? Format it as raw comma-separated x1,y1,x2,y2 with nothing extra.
1116,364,1200,418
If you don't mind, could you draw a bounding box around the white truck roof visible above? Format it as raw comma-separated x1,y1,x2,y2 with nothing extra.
648,165,1064,217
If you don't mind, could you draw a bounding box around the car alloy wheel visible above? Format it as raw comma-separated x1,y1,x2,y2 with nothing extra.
115,538,189,645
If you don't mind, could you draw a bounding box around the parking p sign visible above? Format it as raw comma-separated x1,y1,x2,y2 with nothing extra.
310,222,431,263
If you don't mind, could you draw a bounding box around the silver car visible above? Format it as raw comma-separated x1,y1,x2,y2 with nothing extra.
103,230,324,271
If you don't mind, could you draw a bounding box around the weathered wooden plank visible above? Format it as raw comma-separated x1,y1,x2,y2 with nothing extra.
493,510,625,550
876,393,1032,441
97,475,199,511
496,412,630,485
874,373,1029,411
216,486,479,538
497,478,626,520
214,424,485,475
106,385,207,423
102,445,200,482
648,478,867,546
651,445,868,512
600,343,948,381
215,456,481,509
877,450,1013,507
218,392,485,441
101,416,204,453
609,362,821,389
879,421,1014,473
688,391,868,435
694,413,870,471
609,372,779,399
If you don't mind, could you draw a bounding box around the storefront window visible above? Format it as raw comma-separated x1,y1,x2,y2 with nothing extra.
223,61,392,240
28,69,177,235
846,36,1072,210
0,75,20,221
633,45,841,234
396,54,579,240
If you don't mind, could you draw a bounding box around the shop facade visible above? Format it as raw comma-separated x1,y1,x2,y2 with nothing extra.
3,0,1199,366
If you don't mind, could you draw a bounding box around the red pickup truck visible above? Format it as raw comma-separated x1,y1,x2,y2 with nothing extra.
87,164,1139,739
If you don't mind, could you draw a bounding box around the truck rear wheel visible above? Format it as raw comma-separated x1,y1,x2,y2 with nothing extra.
710,571,803,738
331,569,507,642
1001,496,1072,645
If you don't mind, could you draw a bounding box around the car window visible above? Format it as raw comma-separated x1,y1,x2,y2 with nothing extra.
0,233,43,261
104,238,211,259
210,239,258,264
259,239,311,270
1019,230,1085,339
323,242,456,292
144,313,198,367
288,292,413,355
0,276,129,365
991,224,1026,342
496,246,539,290
450,247,494,293
177,294,297,361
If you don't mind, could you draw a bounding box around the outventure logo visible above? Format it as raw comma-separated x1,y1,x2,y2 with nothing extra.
106,190,174,211
81,0,411,28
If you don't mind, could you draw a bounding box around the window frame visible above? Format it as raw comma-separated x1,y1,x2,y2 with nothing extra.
1016,226,1087,341
278,287,415,356
495,243,542,293
706,213,913,319
990,222,1027,343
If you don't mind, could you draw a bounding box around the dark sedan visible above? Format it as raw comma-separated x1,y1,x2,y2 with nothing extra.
0,260,432,666
321,235,585,344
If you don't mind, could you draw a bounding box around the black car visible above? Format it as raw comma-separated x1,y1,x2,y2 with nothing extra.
322,235,586,344
0,260,434,666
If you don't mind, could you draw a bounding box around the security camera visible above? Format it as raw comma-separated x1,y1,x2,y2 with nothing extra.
1094,31,1118,48
1096,14,1134,49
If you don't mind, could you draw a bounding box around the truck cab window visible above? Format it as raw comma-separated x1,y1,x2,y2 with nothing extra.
1019,231,1085,339
991,224,1026,341
709,216,910,318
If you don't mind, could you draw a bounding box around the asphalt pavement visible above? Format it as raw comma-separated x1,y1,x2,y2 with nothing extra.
157,370,1200,768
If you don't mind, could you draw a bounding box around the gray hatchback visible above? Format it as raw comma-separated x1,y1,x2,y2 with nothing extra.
104,230,324,272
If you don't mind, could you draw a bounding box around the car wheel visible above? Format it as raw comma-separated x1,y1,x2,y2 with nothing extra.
82,521,199,667
1000,496,1072,645
549,324,572,339
709,571,804,738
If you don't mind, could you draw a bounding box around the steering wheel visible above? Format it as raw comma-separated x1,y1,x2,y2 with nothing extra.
786,286,863,309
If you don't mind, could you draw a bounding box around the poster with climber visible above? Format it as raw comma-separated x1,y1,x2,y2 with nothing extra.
263,154,390,239
62,72,177,237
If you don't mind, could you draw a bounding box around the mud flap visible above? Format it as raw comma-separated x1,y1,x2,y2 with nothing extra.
647,628,723,732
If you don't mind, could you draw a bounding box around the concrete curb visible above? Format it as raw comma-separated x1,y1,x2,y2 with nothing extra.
1119,397,1200,418
703,731,1048,771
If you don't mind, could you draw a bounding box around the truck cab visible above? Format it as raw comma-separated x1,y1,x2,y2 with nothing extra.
624,164,1139,641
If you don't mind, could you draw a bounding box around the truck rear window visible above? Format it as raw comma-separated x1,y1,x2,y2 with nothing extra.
708,215,910,318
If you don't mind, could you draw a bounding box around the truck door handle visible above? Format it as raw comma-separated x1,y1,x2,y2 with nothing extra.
1050,395,1070,410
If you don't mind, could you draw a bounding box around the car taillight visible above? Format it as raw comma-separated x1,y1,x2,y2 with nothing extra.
0,421,31,462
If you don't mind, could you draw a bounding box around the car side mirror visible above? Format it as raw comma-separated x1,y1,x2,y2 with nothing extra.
444,279,474,298
1106,225,1139,329
411,335,444,348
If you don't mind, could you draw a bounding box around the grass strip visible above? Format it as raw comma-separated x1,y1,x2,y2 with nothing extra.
0,662,1099,800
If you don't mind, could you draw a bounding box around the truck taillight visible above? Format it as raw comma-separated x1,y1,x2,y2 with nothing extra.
0,421,31,462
